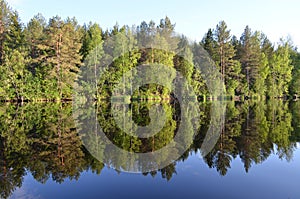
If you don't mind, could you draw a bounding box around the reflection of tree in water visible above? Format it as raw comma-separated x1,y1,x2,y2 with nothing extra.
0,103,104,198
235,101,270,172
28,103,86,183
266,100,295,161
290,101,300,142
94,101,178,171
0,101,300,198
0,104,30,199
192,100,297,176
193,102,241,176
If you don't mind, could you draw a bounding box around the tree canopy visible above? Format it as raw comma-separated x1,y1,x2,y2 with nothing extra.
0,0,299,102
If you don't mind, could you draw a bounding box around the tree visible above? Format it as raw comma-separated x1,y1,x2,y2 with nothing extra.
80,22,103,61
266,40,293,97
41,16,82,99
0,8,30,101
201,28,217,60
4,11,24,52
289,48,300,95
25,13,47,60
1,50,30,100
157,16,177,50
0,0,11,64
174,35,194,82
80,22,104,99
213,21,241,96
238,26,269,97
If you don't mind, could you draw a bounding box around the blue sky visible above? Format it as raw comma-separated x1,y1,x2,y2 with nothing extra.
7,0,300,48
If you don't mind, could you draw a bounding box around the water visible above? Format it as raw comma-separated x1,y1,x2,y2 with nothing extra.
1,100,300,199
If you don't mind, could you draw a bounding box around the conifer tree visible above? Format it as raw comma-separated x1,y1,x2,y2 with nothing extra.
206,21,242,96
0,0,11,64
266,40,293,97
238,26,269,97
41,16,82,99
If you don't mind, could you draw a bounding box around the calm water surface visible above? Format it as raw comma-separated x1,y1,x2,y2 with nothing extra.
1,100,300,199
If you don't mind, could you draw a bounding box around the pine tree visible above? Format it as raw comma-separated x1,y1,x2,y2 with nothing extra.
25,13,47,60
238,26,269,97
23,14,48,99
157,16,177,50
213,21,241,96
41,16,82,99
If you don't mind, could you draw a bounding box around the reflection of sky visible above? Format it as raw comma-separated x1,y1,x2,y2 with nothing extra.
10,147,300,199
11,175,42,199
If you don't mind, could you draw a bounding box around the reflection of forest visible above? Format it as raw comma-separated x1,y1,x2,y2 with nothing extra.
0,101,299,198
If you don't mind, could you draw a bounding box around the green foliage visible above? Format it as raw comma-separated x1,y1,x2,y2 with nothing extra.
266,40,293,97
238,27,270,96
80,22,103,61
0,0,11,64
201,21,242,96
0,0,299,101
1,1,300,197
289,48,300,95
0,50,30,100
43,16,82,99
0,98,298,198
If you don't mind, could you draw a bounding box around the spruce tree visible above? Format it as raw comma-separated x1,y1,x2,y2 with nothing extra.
4,11,24,52
0,0,11,64
201,28,217,60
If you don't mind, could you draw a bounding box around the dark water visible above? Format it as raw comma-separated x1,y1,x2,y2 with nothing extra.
1,100,300,199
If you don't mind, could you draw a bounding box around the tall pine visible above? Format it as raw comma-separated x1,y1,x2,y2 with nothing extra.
41,16,82,99
203,21,241,96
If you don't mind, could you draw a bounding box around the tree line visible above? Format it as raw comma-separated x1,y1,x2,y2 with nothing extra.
1,0,300,101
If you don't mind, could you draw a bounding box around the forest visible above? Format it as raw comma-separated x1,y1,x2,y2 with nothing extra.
2,1,300,198
1,0,300,102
